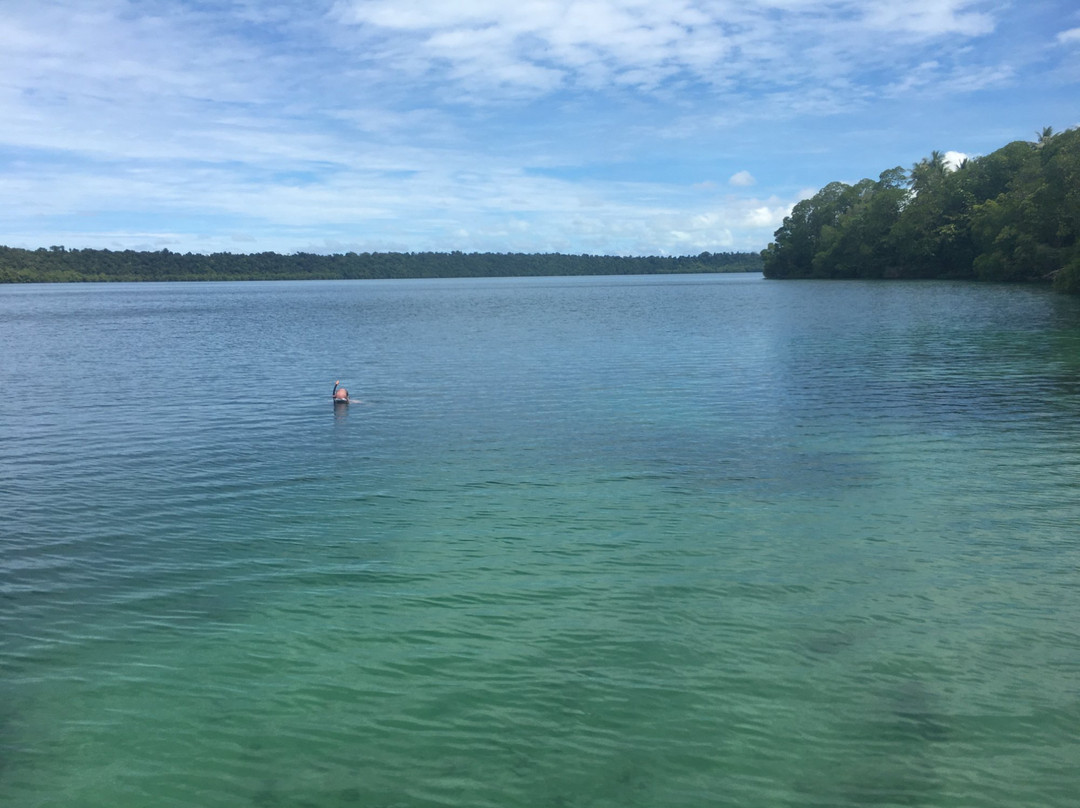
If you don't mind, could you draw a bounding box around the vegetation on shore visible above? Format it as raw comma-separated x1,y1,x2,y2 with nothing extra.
762,127,1080,293
0,247,761,284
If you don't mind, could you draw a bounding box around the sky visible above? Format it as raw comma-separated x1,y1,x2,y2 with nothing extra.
1,0,1078,256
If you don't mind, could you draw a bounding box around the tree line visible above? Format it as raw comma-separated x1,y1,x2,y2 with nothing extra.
0,247,761,284
762,126,1080,293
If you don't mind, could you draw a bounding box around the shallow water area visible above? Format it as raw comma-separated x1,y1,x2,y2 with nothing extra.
2,275,1080,807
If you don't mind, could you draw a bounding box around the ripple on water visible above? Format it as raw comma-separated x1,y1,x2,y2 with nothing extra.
2,277,1080,807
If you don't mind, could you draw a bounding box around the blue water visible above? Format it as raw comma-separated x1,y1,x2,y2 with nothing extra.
2,274,1080,807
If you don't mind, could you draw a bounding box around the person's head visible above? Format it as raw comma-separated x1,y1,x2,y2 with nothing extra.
334,386,348,400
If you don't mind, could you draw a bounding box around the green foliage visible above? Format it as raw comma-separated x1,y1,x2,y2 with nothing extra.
0,248,763,284
1054,253,1080,294
762,127,1080,293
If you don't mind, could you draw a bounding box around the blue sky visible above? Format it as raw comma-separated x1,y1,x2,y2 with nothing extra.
2,0,1078,256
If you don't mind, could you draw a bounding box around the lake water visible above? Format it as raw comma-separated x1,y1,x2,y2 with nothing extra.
2,274,1079,807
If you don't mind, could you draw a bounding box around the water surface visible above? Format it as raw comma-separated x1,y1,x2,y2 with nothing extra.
2,275,1079,807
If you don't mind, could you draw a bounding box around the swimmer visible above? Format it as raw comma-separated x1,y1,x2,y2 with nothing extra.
332,379,350,402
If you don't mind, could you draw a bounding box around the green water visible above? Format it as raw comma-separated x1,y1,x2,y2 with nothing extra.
2,275,1079,806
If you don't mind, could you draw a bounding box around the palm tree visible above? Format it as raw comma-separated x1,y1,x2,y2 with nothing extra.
909,150,947,194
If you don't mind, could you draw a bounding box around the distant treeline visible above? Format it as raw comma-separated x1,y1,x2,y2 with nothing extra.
762,126,1080,293
0,247,761,283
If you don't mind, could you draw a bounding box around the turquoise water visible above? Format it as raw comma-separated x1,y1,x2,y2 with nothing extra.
2,274,1080,807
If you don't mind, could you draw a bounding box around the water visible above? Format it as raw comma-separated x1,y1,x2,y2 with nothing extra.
2,274,1079,807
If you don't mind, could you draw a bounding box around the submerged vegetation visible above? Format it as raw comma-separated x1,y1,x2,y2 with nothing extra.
762,127,1080,293
0,248,761,283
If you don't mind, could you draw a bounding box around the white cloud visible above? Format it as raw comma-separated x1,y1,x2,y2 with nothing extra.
729,170,757,187
943,150,968,170
743,206,786,228
861,1,995,36
1058,27,1080,44
884,59,1012,97
330,0,1005,101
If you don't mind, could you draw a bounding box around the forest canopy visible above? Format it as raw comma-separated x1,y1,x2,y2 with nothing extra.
761,127,1080,293
0,248,761,284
